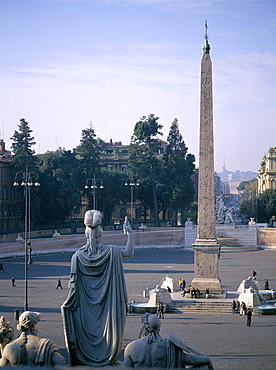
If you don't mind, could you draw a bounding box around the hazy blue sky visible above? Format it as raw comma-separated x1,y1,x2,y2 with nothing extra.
1,0,275,172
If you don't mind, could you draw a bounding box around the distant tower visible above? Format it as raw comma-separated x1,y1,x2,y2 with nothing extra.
191,22,222,294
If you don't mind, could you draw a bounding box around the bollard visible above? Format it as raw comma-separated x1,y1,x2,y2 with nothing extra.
14,309,19,321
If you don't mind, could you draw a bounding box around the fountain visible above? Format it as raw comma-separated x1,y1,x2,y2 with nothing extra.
130,277,175,314
237,276,276,315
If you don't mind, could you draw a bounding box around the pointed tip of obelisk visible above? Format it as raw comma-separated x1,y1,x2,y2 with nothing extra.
203,20,211,54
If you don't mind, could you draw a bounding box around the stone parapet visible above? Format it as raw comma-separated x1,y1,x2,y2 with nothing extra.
257,228,276,247
184,224,260,248
0,228,185,258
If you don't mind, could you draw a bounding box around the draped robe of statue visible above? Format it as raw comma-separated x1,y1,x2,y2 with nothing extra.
61,210,133,367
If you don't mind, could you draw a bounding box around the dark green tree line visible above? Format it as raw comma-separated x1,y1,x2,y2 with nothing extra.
128,115,195,226
161,118,195,224
10,115,196,229
128,114,164,226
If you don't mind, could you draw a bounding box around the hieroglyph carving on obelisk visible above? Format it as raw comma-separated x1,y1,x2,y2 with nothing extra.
197,22,215,241
191,21,222,294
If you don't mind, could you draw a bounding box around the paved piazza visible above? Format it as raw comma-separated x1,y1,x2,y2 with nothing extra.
0,247,275,369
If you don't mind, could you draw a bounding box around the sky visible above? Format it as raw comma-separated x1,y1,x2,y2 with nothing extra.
0,0,275,173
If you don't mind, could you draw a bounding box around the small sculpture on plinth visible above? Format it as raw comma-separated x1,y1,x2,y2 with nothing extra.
0,316,14,355
0,311,66,367
124,313,213,369
248,218,256,226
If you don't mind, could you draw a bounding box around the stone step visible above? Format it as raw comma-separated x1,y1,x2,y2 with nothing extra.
174,302,232,308
178,306,231,313
172,300,232,314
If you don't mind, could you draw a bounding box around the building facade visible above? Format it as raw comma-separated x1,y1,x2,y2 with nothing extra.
0,140,21,233
258,146,276,193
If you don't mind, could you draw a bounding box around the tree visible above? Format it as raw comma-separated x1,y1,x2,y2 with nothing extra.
257,189,276,223
10,118,41,227
51,149,83,223
10,118,39,173
161,118,195,223
239,179,258,221
128,114,164,226
76,125,101,177
238,180,276,224
37,150,63,225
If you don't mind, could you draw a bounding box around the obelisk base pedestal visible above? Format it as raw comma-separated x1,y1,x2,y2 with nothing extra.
191,239,222,294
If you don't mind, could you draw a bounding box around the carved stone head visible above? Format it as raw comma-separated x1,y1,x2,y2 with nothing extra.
84,210,102,229
17,311,41,335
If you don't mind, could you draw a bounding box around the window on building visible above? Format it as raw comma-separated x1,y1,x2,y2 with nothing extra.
2,188,8,199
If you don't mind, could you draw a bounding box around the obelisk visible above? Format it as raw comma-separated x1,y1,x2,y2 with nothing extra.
191,21,222,294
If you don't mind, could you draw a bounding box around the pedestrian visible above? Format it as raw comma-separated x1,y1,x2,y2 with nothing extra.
236,300,240,314
264,279,270,290
0,262,4,272
232,299,236,314
247,308,252,326
178,279,182,290
205,288,210,299
182,279,186,289
56,278,63,289
156,302,164,319
241,302,246,316
252,270,257,279
239,302,244,316
11,276,16,287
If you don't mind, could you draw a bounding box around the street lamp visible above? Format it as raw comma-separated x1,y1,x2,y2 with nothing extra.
85,174,104,210
124,178,139,223
13,166,40,311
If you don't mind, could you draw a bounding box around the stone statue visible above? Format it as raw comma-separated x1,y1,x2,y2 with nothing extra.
224,209,234,224
0,311,66,367
124,313,213,369
61,210,134,366
216,197,225,224
0,316,14,355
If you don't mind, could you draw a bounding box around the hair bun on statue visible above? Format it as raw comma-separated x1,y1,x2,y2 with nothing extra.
84,210,102,229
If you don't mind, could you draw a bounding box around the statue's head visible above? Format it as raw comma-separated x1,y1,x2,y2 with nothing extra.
17,311,41,334
84,210,102,229
142,313,161,333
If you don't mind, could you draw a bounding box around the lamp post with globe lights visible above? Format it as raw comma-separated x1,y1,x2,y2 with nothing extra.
124,178,139,223
85,174,104,210
13,166,40,311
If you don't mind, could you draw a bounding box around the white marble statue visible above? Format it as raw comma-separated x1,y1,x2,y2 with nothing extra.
224,209,234,224
0,316,14,355
61,210,134,366
0,311,66,367
216,197,225,224
124,313,213,369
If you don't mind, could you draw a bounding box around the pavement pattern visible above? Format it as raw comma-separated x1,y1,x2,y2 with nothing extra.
0,246,275,369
